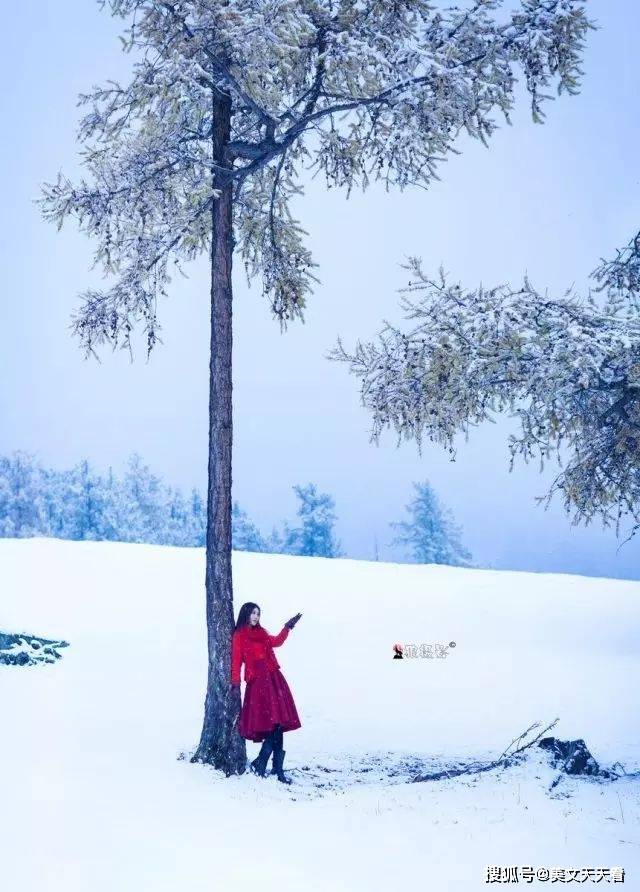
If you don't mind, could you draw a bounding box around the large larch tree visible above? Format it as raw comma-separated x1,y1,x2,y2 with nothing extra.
40,0,592,775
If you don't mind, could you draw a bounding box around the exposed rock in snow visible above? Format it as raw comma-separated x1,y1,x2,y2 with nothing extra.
0,630,69,665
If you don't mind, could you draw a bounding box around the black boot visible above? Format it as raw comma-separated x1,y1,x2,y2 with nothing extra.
269,724,284,776
272,748,292,785
250,733,275,777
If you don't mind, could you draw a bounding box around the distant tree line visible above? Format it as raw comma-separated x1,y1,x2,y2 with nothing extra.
0,451,470,565
0,452,205,547
0,452,343,557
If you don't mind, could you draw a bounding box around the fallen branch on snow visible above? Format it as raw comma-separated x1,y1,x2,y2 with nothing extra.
412,719,640,785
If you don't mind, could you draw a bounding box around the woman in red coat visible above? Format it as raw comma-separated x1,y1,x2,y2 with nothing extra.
231,602,302,784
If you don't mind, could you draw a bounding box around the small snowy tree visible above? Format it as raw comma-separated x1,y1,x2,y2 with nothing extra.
330,230,640,539
265,524,285,555
164,486,193,546
38,0,592,774
0,473,14,537
283,483,343,557
187,488,207,546
390,481,471,565
118,453,166,543
40,466,67,538
97,466,125,541
231,501,268,552
0,452,49,538
62,459,109,540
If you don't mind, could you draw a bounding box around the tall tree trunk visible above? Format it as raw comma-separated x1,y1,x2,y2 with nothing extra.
191,92,245,774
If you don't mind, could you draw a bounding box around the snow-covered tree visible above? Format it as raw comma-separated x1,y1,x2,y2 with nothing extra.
164,486,193,546
98,466,125,541
40,466,70,539
187,488,207,546
231,501,268,552
390,481,471,565
61,459,109,540
232,485,344,557
38,0,592,774
0,452,49,538
330,230,640,539
265,524,285,555
281,483,343,557
0,472,14,537
118,453,168,543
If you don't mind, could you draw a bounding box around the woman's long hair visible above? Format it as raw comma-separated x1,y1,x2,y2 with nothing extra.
235,601,261,631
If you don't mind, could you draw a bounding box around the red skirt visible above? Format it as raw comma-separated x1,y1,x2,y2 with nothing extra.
238,659,302,742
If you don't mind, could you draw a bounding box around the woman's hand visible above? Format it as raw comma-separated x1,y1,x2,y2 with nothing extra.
284,612,302,630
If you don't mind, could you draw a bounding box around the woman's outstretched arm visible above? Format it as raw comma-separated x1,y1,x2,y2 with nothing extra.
266,626,290,648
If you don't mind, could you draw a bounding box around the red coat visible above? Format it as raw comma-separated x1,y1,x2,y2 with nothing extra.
231,622,291,685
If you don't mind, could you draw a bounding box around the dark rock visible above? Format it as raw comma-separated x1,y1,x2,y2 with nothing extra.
538,737,600,776
0,630,70,667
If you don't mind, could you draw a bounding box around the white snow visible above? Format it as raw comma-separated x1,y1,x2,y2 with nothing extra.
1,537,639,891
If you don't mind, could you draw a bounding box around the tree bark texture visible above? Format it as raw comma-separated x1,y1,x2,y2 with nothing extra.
192,92,245,775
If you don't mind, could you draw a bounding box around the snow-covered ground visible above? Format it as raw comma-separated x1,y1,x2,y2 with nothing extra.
1,537,639,891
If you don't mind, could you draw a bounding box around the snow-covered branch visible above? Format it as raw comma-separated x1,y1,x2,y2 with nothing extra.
39,0,592,353
329,237,640,537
